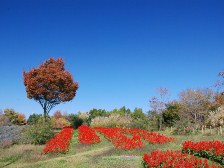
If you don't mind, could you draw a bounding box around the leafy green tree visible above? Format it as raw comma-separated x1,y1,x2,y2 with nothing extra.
27,113,42,125
131,108,145,120
162,101,180,127
88,108,108,123
109,106,131,116
130,108,148,129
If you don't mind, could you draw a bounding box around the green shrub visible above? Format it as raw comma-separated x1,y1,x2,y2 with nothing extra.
173,118,193,135
27,113,42,125
25,123,54,145
129,119,148,130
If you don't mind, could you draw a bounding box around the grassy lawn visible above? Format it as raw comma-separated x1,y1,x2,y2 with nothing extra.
1,130,224,168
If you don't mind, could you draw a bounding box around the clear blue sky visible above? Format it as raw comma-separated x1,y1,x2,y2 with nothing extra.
0,0,224,117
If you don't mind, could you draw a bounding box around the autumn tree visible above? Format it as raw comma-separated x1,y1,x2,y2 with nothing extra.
52,110,70,129
179,88,213,127
214,70,224,93
213,71,224,107
23,58,78,122
2,109,26,125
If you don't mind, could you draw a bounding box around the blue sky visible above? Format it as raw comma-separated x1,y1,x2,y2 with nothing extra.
0,0,224,117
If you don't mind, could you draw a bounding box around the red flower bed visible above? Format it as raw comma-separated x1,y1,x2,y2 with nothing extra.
122,128,175,144
42,126,74,154
94,127,174,149
182,140,224,165
143,150,220,168
78,125,100,144
94,127,143,150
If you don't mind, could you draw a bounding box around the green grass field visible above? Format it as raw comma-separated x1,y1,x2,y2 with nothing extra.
1,130,224,168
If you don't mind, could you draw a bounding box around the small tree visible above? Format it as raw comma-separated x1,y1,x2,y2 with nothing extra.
23,58,78,122
131,108,145,120
149,87,169,130
162,101,180,127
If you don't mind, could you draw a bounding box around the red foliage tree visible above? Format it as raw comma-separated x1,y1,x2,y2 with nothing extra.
23,58,78,122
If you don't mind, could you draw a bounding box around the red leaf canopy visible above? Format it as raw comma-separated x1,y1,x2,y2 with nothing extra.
23,58,78,113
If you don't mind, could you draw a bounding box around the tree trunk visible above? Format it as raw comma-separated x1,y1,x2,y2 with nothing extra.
157,118,160,131
210,126,212,134
158,116,162,131
43,103,47,124
194,113,197,124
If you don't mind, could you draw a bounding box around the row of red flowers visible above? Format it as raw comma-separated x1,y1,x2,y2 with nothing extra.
78,125,101,144
42,126,74,154
122,128,175,144
94,127,143,150
143,150,220,168
93,127,174,150
182,140,224,165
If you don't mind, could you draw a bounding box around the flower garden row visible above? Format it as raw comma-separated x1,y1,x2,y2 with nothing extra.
41,125,224,167
182,140,224,165
42,126,74,153
142,139,224,167
143,150,221,168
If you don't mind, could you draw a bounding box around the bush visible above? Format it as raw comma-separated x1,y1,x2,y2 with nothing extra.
0,109,26,126
129,119,148,130
25,123,54,145
0,125,27,148
65,114,84,129
173,118,194,135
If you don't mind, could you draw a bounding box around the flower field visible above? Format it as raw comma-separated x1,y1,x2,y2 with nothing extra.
39,126,224,167
42,126,74,154
142,150,220,168
182,140,224,165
